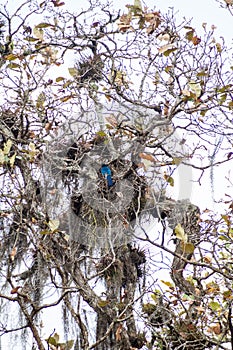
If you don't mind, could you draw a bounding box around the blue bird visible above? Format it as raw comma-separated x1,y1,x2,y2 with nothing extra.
101,164,114,187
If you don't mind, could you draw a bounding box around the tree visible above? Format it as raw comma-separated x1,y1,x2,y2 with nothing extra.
0,0,233,349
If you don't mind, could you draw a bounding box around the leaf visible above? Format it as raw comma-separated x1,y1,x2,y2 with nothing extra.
36,92,46,109
223,290,233,300
158,44,176,54
9,153,16,167
216,43,222,53
24,36,39,42
164,173,174,187
161,280,174,289
60,95,74,102
174,223,187,242
4,53,18,61
172,157,182,165
48,219,60,232
139,152,156,162
181,242,195,254
56,76,65,82
7,62,20,69
188,81,202,97
97,299,110,307
116,324,123,342
35,23,52,28
211,323,221,335
134,0,142,11
33,27,44,41
192,36,201,45
11,286,21,294
68,67,78,77
209,301,221,311
10,247,17,261
65,340,75,350
0,150,5,164
3,140,12,155
163,48,177,57
105,115,118,127
46,336,58,346
28,142,38,160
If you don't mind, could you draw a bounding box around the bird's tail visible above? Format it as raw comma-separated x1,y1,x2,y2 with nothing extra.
107,174,113,187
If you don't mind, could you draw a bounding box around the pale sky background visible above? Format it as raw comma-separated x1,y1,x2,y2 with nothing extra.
0,1,233,349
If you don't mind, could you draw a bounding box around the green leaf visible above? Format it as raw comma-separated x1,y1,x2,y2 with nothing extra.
174,223,187,242
209,301,221,312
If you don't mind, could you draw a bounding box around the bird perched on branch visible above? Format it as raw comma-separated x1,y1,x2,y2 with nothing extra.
101,164,114,188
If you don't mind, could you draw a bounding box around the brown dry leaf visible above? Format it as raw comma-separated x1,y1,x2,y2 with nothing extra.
10,247,17,261
211,323,221,335
105,115,118,127
145,12,161,34
117,14,133,32
45,122,53,132
116,324,123,342
163,100,169,116
139,152,155,162
192,36,201,45
158,43,175,54
10,286,21,294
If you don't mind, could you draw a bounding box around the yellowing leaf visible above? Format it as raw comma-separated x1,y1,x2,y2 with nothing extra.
161,280,174,289
60,95,73,102
181,241,195,254
28,142,38,160
56,76,65,82
68,67,78,77
174,223,187,242
35,22,52,28
97,299,110,307
0,149,5,164
164,173,174,187
209,301,221,312
9,153,16,167
36,92,46,109
188,81,202,97
4,53,18,61
33,27,44,40
3,140,12,155
7,62,20,69
216,43,222,53
48,219,60,232
172,157,182,165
